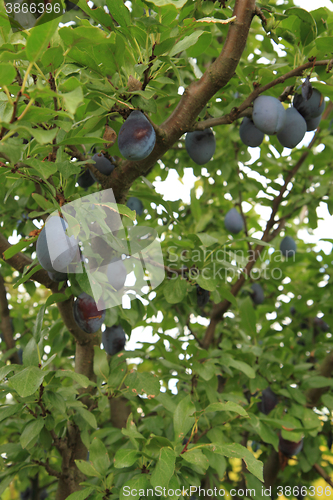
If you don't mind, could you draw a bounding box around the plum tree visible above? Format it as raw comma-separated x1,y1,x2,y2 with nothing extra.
293,88,325,120
224,208,244,234
118,110,156,160
251,283,264,305
276,107,307,149
252,95,286,135
257,387,279,415
73,292,106,334
126,197,144,216
77,168,95,189
280,236,297,258
306,114,322,131
185,128,216,165
36,216,78,273
239,117,264,147
278,435,304,457
47,270,68,282
196,285,210,307
106,258,127,291
91,153,115,177
102,325,126,356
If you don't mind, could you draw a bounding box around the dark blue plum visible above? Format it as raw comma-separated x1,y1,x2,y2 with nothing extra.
277,107,306,149
239,117,264,147
20,487,31,500
306,114,322,131
293,88,325,120
91,153,115,176
102,325,126,356
313,317,330,333
73,292,106,334
118,110,156,161
257,387,278,414
18,348,23,364
278,434,303,457
252,95,286,135
185,128,216,165
280,236,296,258
196,285,210,307
36,216,78,273
126,197,144,216
77,168,95,189
224,208,244,234
251,283,264,305
106,258,127,291
47,270,68,282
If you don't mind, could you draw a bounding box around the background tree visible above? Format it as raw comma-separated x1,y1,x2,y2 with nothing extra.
0,0,333,499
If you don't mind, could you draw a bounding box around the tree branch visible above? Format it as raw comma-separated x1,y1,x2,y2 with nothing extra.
0,273,19,364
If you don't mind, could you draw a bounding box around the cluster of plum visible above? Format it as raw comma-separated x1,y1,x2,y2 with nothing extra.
258,387,304,457
223,207,297,305
240,86,325,149
36,216,127,354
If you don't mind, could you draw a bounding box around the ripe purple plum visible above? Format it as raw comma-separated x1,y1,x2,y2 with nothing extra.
279,434,303,457
277,107,306,149
239,117,264,147
118,110,156,161
36,216,78,273
91,153,115,176
257,387,278,414
196,285,210,307
293,88,325,120
47,270,68,282
106,258,127,291
280,236,296,258
251,283,264,305
224,208,244,234
185,128,216,165
126,197,144,216
77,168,95,189
102,325,126,356
252,95,286,135
73,292,106,334
306,114,322,131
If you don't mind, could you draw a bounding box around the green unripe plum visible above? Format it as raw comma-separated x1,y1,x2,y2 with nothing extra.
224,208,244,234
252,95,286,135
239,117,264,147
185,128,216,165
276,108,306,149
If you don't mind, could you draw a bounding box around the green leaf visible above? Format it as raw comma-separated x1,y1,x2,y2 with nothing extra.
239,296,257,337
22,337,39,367
114,449,139,468
196,233,218,247
33,304,46,344
62,87,84,115
45,293,68,307
105,0,131,26
3,237,37,260
93,346,109,381
227,358,256,379
173,394,196,441
20,418,44,449
76,408,98,429
0,63,16,86
0,403,24,423
151,447,176,489
43,391,66,415
89,437,110,475
31,193,55,211
181,449,209,471
169,31,204,57
215,443,263,482
164,276,188,304
55,370,95,388
75,459,102,478
148,0,187,7
204,401,248,417
26,18,60,62
65,489,96,500
8,366,44,397
126,371,160,398
119,475,150,500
